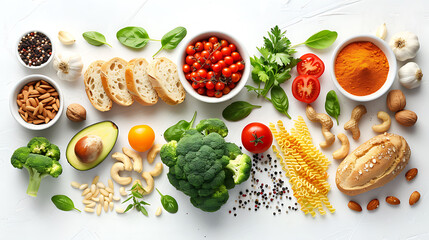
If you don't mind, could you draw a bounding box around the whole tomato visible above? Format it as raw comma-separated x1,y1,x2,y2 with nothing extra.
241,122,273,154
128,125,155,152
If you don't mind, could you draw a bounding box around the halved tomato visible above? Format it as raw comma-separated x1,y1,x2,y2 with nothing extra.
292,75,321,103
297,53,325,78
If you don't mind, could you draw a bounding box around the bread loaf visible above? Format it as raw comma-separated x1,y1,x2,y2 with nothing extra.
336,133,410,196
125,58,158,106
84,60,112,112
101,58,134,106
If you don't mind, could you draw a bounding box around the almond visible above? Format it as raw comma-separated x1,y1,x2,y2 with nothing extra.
386,196,400,205
348,201,362,212
367,199,380,211
395,110,418,127
409,191,420,206
405,168,418,181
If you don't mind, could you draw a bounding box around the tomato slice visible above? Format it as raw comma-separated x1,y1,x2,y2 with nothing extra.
297,53,325,78
292,75,321,103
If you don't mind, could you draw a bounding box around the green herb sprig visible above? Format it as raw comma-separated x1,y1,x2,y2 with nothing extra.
51,195,81,212
123,182,150,216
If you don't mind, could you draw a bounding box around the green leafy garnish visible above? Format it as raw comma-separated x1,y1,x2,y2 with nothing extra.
153,27,187,57
156,188,178,213
51,195,80,212
293,30,338,49
325,90,341,125
82,31,111,47
164,111,197,142
270,85,290,119
123,182,150,216
222,101,261,121
116,27,157,49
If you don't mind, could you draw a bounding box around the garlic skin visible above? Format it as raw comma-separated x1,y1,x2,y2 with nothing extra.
58,31,76,45
53,53,84,81
375,23,387,40
389,32,420,61
398,62,423,89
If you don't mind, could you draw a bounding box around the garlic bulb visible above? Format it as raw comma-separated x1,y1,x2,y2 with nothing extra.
398,62,423,89
389,32,420,61
53,53,83,81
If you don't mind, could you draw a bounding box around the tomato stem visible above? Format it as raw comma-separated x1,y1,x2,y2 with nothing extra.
250,131,264,146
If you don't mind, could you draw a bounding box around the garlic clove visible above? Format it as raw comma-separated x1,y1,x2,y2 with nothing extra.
375,23,387,40
389,31,420,61
398,62,423,89
58,31,76,45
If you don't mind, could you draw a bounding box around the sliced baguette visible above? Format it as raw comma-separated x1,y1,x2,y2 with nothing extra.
84,60,112,112
125,58,158,106
101,57,134,106
147,57,185,105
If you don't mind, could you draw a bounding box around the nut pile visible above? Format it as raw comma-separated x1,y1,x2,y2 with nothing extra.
18,31,52,67
386,89,418,127
16,80,60,124
71,176,124,215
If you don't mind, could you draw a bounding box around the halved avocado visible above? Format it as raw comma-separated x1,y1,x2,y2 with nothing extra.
66,121,118,171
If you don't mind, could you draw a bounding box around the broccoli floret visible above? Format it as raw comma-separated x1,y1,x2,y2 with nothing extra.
11,147,31,169
224,169,236,189
45,144,60,161
190,185,229,212
196,118,228,137
160,141,178,167
225,142,242,159
27,137,51,154
226,154,252,184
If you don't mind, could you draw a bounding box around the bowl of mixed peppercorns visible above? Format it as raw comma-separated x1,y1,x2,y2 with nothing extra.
16,30,54,69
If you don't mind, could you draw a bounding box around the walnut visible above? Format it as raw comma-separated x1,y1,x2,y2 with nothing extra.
66,103,86,122
386,90,406,112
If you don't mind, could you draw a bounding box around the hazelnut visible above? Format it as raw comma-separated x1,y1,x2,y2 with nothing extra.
74,135,103,163
67,103,86,122
395,110,418,127
386,90,406,112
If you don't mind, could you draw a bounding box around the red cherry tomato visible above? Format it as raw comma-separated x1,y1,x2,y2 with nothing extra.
212,64,222,73
297,53,325,78
291,75,321,103
218,60,226,69
222,67,232,77
229,64,238,73
186,56,195,65
222,86,231,95
236,61,245,70
228,44,237,52
204,42,213,52
203,60,212,69
220,40,228,48
228,82,236,89
231,52,241,61
209,37,218,44
192,62,202,70
207,89,215,97
224,56,234,66
191,81,199,89
185,73,191,80
205,81,215,90
241,122,273,154
195,42,204,52
215,82,225,90
221,47,232,57
207,71,215,81
197,69,207,79
194,52,203,63
215,91,223,98
197,82,205,88
183,64,191,73
213,51,223,62
197,87,205,95
186,45,196,55
231,72,241,82
201,50,210,60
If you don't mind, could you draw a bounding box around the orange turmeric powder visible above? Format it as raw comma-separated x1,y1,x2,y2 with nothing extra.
335,41,389,96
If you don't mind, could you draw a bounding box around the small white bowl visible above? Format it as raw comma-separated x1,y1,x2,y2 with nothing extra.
177,31,250,103
330,35,397,102
16,30,54,69
9,74,64,130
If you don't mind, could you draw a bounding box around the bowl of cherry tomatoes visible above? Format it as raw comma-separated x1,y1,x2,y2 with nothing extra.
178,31,250,103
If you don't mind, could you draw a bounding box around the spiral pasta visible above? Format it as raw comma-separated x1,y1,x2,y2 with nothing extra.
270,117,335,217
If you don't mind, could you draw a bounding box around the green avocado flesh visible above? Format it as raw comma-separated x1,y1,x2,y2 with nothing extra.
66,121,118,171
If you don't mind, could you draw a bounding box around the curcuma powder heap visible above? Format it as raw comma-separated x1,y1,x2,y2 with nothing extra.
228,153,298,217
18,31,53,67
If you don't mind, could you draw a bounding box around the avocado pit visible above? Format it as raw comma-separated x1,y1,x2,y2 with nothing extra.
75,135,103,163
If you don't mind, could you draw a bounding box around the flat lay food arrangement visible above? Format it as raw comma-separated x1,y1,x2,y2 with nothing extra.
2,0,427,239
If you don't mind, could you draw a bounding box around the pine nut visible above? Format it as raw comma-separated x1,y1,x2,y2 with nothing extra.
104,201,109,212
96,203,102,216
82,199,93,205
86,202,96,208
155,207,162,216
113,196,120,201
71,181,80,188
92,197,99,202
108,179,114,189
84,207,95,213
99,196,104,205
109,193,113,202
96,182,105,189
105,187,114,194
90,184,96,194
79,184,88,190
92,189,99,198
81,188,90,196
84,192,93,200
92,175,100,185
109,202,114,211
119,187,127,196
115,207,124,214
104,197,109,202
100,189,109,197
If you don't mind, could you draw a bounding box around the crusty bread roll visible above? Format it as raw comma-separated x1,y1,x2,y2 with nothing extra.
336,133,411,196
101,57,134,106
147,57,185,105
125,58,158,106
84,60,112,112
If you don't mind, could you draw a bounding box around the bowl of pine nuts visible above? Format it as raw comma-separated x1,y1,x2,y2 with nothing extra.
10,74,64,130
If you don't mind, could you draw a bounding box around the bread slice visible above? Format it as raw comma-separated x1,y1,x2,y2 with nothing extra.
147,57,185,105
84,60,112,112
101,57,134,106
125,58,158,106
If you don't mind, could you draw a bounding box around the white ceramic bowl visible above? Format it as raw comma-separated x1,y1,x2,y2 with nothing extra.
177,31,250,103
16,30,54,69
9,74,64,130
330,35,397,102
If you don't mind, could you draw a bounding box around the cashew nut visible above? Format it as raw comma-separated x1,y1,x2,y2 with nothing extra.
122,147,143,173
112,152,133,171
372,111,391,133
344,105,367,140
332,133,350,160
149,162,163,177
147,144,162,164
306,105,335,148
110,162,132,186
141,172,154,195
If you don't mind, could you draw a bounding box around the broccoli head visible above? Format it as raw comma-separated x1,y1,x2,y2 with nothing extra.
196,118,228,137
11,137,62,197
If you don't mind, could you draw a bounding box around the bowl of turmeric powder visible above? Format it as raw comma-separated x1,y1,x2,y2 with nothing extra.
331,35,397,102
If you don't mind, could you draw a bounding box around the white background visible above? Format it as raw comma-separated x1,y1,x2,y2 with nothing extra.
1,0,428,239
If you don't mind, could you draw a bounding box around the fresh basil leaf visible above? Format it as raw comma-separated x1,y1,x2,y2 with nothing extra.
303,30,337,49
274,69,291,85
222,101,261,121
51,195,81,212
270,86,291,119
140,200,150,206
116,27,150,49
156,188,178,213
153,26,187,57
325,90,341,125
124,204,134,213
132,191,143,199
140,206,148,216
82,31,111,47
164,111,197,142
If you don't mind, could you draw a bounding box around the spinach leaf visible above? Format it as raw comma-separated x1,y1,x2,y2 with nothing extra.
222,101,261,121
156,188,178,213
82,31,111,47
116,27,152,49
294,30,338,49
153,27,187,57
51,195,81,212
164,111,196,142
270,85,291,119
325,90,341,125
